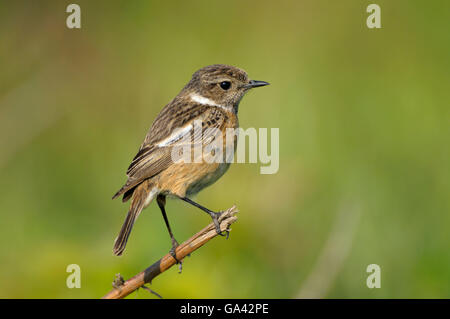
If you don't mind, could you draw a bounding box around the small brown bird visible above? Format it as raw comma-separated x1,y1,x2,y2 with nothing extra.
112,64,269,258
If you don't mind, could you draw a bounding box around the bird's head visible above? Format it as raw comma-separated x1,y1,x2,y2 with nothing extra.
183,64,269,110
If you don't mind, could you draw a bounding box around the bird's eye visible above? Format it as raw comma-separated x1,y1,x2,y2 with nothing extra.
219,81,231,90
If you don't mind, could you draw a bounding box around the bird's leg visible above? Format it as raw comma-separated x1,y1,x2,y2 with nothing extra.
157,195,182,272
179,197,228,238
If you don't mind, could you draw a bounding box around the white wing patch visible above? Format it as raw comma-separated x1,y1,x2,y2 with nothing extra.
157,93,230,148
157,123,193,147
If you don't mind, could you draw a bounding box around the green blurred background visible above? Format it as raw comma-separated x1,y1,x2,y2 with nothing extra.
0,0,449,298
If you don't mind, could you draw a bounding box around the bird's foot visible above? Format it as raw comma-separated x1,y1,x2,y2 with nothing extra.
210,211,229,239
169,237,183,273
112,273,125,290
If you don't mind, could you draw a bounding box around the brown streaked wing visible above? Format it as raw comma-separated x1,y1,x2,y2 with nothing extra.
112,105,227,200
112,146,174,199
142,98,212,147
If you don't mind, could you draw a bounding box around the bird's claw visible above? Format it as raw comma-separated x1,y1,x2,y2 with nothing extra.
169,237,183,273
210,211,229,238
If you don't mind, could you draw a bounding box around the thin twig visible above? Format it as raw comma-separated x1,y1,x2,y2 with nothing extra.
102,205,238,299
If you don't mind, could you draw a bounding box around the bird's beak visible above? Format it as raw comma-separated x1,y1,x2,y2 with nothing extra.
245,80,270,88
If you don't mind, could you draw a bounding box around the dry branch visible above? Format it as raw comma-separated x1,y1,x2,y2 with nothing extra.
102,205,238,299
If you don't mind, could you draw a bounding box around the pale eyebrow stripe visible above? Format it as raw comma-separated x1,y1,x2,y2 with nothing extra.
190,93,232,111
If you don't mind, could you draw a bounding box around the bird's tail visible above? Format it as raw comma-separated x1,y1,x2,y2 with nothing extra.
113,181,155,256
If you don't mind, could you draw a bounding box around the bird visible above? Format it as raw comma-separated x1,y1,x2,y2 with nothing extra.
112,64,269,260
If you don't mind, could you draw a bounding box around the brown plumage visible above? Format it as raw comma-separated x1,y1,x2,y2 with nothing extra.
112,64,269,257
